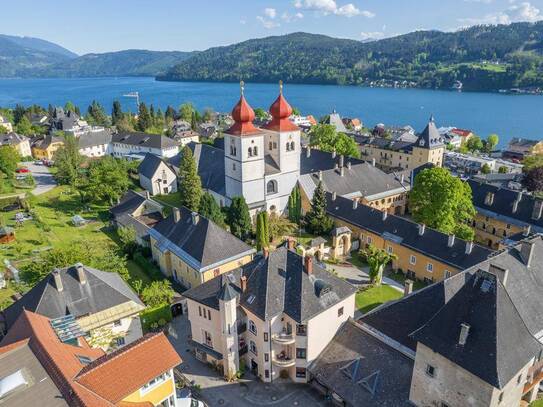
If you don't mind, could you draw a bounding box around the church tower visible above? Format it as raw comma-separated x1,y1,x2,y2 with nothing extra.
224,82,266,206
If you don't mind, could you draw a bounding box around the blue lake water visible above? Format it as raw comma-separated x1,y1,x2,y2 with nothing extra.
0,76,542,147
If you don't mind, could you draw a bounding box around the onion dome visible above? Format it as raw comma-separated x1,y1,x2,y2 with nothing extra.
264,81,299,132
227,81,260,136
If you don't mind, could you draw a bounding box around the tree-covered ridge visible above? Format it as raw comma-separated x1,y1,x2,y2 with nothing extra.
159,23,543,91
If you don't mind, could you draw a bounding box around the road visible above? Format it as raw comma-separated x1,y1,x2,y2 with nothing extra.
21,161,57,195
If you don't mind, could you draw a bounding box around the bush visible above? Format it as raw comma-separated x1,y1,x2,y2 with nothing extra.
141,280,174,307
141,304,172,332
134,251,163,280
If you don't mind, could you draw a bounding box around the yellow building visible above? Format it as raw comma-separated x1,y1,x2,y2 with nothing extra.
31,134,64,160
357,116,445,172
325,193,493,283
150,206,255,289
504,137,543,160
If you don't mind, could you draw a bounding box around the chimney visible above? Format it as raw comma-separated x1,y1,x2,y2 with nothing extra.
520,241,534,267
334,163,339,170
372,158,376,167
75,263,86,285
287,238,296,250
173,207,181,223
332,191,337,201
52,268,63,292
382,211,388,221
332,150,337,159
404,279,413,296
532,201,543,220
144,190,150,199
523,225,532,237
263,247,269,258
240,276,247,292
191,212,199,225
306,146,311,158
418,224,426,236
513,191,523,213
340,166,345,177
353,200,358,210
339,155,344,168
304,255,313,275
458,323,470,346
318,170,323,181
447,234,455,247
465,240,474,255
489,263,509,286
400,174,405,184
347,161,352,170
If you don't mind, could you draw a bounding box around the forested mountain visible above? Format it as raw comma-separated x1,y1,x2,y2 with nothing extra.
159,22,543,91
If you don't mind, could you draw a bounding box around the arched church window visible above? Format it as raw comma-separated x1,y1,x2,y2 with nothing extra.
267,180,277,194
269,141,273,150
248,147,253,157
290,141,295,151
253,146,258,156
286,143,291,152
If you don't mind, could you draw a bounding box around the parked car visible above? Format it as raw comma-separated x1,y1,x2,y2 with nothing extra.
34,160,43,165
15,167,30,173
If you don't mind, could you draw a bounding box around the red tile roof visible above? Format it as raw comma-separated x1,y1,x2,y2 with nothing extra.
263,93,299,132
228,95,261,136
451,128,473,138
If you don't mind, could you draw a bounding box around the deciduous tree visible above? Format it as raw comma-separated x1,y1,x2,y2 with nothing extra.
0,146,20,178
522,167,543,192
309,124,360,158
54,134,84,188
85,156,131,205
360,244,397,286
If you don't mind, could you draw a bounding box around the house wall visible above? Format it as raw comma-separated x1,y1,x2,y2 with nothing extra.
121,369,176,406
359,144,444,171
410,342,534,407
79,143,108,158
16,139,32,157
139,161,178,196
111,143,178,159
472,212,523,250
243,307,271,382
32,142,64,160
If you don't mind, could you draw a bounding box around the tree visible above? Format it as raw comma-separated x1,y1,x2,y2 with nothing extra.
165,106,176,122
360,244,397,286
227,197,252,240
85,156,131,205
292,107,301,116
202,108,215,122
141,280,174,307
87,100,109,126
254,108,267,120
179,146,203,211
309,124,360,158
15,116,32,135
522,155,543,172
334,132,361,158
304,181,334,235
179,103,195,122
0,125,8,134
0,146,20,178
288,185,302,224
522,167,543,192
498,166,508,174
268,213,296,242
137,103,152,132
409,167,476,240
466,135,484,152
53,134,84,187
485,134,499,152
112,100,123,125
117,225,138,257
199,192,225,226
256,212,268,251
64,101,78,114
481,163,491,174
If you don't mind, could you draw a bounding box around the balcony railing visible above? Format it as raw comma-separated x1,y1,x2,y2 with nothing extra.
272,330,295,345
272,353,296,367
238,345,248,356
237,321,247,334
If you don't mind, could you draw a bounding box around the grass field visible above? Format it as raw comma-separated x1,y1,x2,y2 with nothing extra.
355,285,403,314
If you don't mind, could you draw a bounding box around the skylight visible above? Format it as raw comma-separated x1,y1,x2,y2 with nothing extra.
247,294,256,304
0,370,28,399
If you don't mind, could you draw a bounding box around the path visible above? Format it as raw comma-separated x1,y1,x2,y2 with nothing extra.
23,161,57,195
325,262,404,292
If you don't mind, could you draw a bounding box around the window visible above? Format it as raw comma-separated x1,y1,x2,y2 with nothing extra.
113,319,122,327
296,367,306,378
444,270,451,279
249,320,257,335
296,324,307,336
203,330,213,348
387,246,393,254
289,141,295,151
296,348,307,359
440,403,450,407
264,333,269,342
232,163,236,171
77,355,92,365
198,306,202,317
265,353,269,362
253,146,258,156
250,340,257,355
338,307,344,317
427,263,433,272
269,141,273,150
116,337,125,346
141,371,171,394
367,236,372,244
517,373,523,384
426,364,435,377
248,147,253,157
409,255,416,265
265,369,270,378
266,180,277,194
208,310,212,321
498,392,503,403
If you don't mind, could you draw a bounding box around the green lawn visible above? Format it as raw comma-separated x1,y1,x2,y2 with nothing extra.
152,192,182,208
349,251,367,268
355,285,403,314
386,270,427,292
530,400,543,407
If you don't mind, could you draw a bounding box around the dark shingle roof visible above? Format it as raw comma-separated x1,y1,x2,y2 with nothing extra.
327,193,493,270
3,265,144,330
109,190,147,217
300,147,364,175
138,153,175,179
150,206,254,271
77,130,111,149
0,132,27,147
416,116,444,149
112,131,178,150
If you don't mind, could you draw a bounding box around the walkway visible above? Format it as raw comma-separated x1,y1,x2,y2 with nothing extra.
24,161,57,195
325,262,404,292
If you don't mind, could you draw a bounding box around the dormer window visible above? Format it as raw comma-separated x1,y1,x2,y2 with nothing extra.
484,192,495,206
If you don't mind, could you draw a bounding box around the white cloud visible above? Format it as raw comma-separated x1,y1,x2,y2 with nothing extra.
264,8,277,19
281,12,304,22
458,1,542,25
256,15,280,28
294,0,374,18
240,19,247,25
360,31,385,41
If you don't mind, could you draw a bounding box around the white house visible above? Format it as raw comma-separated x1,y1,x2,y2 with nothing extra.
111,131,179,160
77,129,112,158
138,154,178,195
1,132,31,157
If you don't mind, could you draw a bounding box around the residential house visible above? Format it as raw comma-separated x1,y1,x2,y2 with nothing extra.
291,115,316,128
357,116,445,172
198,122,217,138
183,244,357,382
50,107,84,132
0,115,13,132
171,119,191,133
324,111,348,133
173,130,200,146
468,179,543,249
342,117,363,131
0,132,32,157
77,129,112,158
31,134,65,160
111,131,179,160
503,137,543,161
1,263,145,350
149,206,255,289
444,151,496,175
109,190,164,247
0,310,181,407
324,193,493,283
138,153,178,196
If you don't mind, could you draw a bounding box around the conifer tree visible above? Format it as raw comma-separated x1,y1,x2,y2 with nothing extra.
304,181,333,235
199,192,225,227
227,197,252,240
256,212,265,251
112,101,123,125
179,146,203,212
288,185,302,224
137,103,151,132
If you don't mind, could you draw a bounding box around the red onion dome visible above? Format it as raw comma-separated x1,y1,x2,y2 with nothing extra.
264,81,299,132
227,82,260,136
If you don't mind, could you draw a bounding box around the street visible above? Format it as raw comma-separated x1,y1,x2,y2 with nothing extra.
22,161,57,195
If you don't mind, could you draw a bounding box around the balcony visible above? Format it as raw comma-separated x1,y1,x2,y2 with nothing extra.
272,353,296,367
272,330,295,345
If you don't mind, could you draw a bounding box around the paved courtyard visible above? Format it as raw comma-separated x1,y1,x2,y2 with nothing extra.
166,315,331,407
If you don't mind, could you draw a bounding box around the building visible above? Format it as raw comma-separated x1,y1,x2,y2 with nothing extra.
0,310,181,407
109,190,164,247
357,116,445,172
468,179,543,249
183,244,357,382
173,130,200,146
503,137,543,161
444,151,496,175
138,153,178,196
1,263,145,350
311,236,543,406
324,111,348,133
290,115,316,128
325,193,493,283
0,115,13,132
50,107,85,132
149,206,255,289
31,134,65,160
342,117,363,131
111,131,179,160
0,132,31,157
77,129,112,158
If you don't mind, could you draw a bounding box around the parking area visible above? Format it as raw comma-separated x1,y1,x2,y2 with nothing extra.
166,315,330,407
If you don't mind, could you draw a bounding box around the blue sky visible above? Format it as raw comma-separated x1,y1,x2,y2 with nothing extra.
3,0,543,54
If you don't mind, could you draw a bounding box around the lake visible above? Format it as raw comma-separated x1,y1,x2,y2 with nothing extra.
0,76,542,147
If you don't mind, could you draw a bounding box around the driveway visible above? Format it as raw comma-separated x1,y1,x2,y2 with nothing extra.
22,161,57,195
166,315,330,407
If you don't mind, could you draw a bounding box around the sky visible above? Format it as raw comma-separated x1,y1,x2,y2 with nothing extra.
3,0,543,55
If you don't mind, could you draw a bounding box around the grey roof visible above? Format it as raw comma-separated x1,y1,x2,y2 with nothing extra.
112,131,178,150
361,236,543,389
138,153,175,179
308,319,413,407
309,237,327,247
2,264,145,330
416,116,444,149
184,247,357,323
508,137,541,148
150,206,254,271
468,179,543,232
0,132,28,147
0,342,68,407
77,129,111,149
218,281,238,301
327,193,493,270
32,134,64,150
326,112,348,133
300,147,365,175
